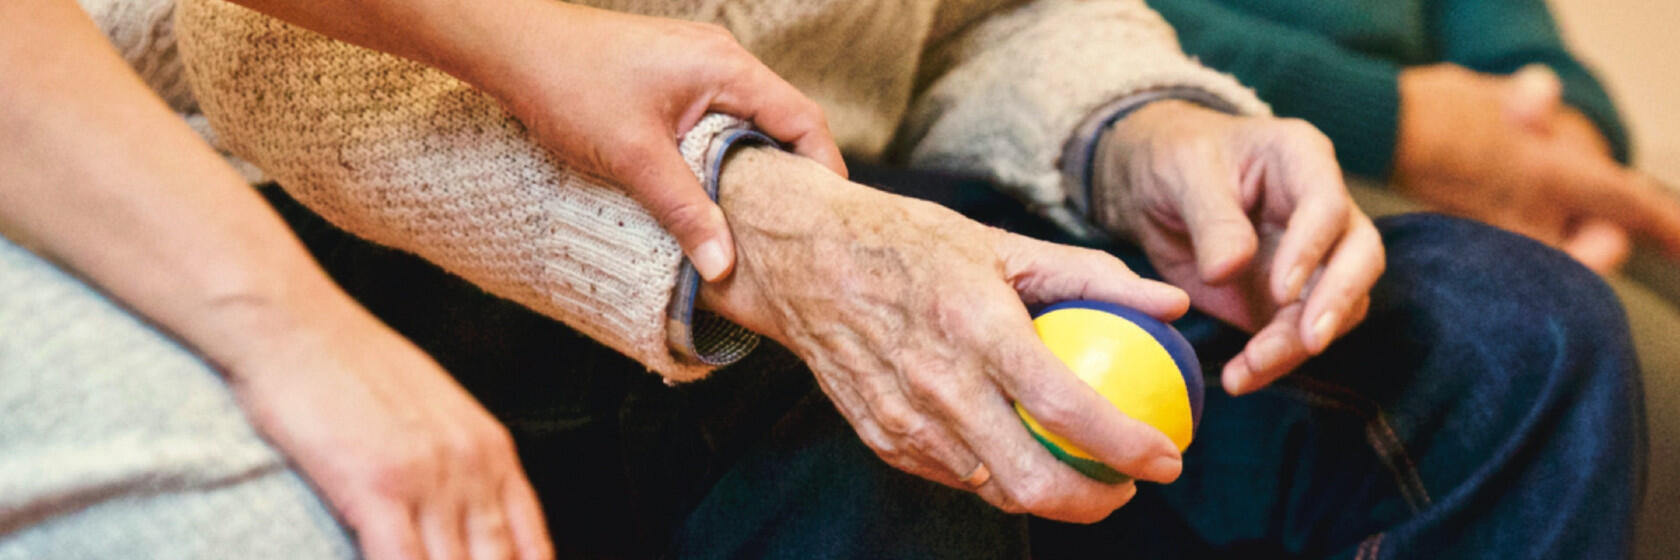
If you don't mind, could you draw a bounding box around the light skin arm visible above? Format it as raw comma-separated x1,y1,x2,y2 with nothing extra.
0,2,551,559
226,0,846,281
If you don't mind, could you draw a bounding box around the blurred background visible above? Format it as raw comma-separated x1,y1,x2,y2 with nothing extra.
1550,0,1679,188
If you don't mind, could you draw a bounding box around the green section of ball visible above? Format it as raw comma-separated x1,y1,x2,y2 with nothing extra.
1024,421,1131,485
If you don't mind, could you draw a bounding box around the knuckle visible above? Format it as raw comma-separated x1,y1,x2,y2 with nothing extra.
365,447,432,497
694,22,736,41
901,422,944,457
777,111,822,138
1279,117,1329,143
445,431,482,461
480,422,518,458
903,367,961,408
1076,247,1130,275
690,26,746,61
874,403,920,436
605,141,658,182
1019,387,1087,436
803,100,831,127
856,428,899,461
930,297,982,340
869,444,910,471
657,199,714,233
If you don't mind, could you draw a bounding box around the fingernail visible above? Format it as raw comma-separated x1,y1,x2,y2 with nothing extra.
1311,310,1339,352
1222,361,1250,396
1147,455,1183,482
692,240,728,282
1283,267,1307,302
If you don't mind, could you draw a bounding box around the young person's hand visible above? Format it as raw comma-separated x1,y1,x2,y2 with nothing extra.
1093,101,1383,395
465,4,846,281
210,296,553,560
701,148,1189,523
1395,63,1680,273
2,3,555,558
228,0,847,282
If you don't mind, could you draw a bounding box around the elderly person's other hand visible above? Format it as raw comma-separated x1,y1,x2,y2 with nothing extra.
699,148,1190,523
1394,63,1680,273
231,0,846,282
1091,101,1383,396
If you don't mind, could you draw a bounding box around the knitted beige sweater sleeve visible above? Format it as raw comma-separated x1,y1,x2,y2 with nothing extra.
175,0,743,382
901,0,1271,234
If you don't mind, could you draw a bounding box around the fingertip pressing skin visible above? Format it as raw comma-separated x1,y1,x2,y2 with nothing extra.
629,156,737,281
687,201,736,281
795,139,849,179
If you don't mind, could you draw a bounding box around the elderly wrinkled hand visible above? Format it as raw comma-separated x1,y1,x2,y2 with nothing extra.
1395,63,1680,273
699,148,1190,523
1091,100,1383,396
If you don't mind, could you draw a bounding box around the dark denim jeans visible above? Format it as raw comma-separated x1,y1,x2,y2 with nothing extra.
266,164,1643,559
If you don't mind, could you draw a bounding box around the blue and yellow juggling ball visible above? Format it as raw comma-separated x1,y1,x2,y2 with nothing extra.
1017,300,1204,483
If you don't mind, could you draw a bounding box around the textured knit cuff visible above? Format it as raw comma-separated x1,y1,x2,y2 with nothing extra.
666,121,774,367
1060,87,1242,225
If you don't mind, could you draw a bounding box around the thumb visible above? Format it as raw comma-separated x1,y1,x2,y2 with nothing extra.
619,141,737,282
1505,64,1563,132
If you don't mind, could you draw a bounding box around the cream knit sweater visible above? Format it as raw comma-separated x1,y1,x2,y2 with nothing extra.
161,0,1267,382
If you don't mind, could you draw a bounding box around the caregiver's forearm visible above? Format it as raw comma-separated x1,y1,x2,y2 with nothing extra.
224,0,600,104
0,0,367,370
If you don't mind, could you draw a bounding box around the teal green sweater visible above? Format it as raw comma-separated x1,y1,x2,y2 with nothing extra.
1146,0,1630,179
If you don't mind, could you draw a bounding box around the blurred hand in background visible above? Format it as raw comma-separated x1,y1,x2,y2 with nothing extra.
1394,63,1680,273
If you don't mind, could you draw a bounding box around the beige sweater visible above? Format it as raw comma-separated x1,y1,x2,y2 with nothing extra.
167,0,1267,381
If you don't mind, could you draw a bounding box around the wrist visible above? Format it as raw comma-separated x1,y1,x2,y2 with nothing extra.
178,262,376,379
696,146,870,340
1090,100,1206,235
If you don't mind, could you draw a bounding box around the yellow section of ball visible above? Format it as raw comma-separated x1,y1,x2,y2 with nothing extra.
1017,307,1196,456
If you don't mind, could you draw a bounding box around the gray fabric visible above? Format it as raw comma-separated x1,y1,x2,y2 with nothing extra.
0,236,354,559
1347,180,1680,560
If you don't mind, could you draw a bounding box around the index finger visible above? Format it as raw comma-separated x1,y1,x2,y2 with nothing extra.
712,62,848,179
